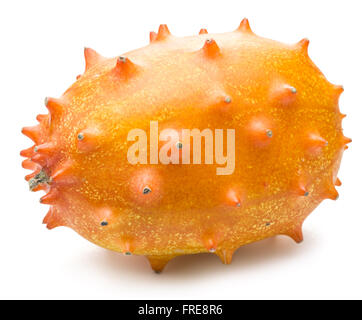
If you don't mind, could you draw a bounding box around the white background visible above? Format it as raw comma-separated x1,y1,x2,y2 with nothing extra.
0,0,361,300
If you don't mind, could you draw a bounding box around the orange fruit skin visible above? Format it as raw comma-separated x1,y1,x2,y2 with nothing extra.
21,20,350,272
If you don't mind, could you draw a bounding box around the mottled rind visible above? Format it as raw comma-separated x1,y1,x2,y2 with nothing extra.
20,19,350,272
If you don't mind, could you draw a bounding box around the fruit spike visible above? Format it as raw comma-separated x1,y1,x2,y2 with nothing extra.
246,116,273,147
36,114,48,123
40,188,59,205
22,158,39,171
237,18,253,34
270,82,297,106
292,174,310,197
50,160,75,184
31,153,48,166
199,28,208,35
43,207,64,230
21,126,40,143
285,225,304,243
147,255,176,273
34,142,56,155
149,24,171,43
296,38,310,53
25,170,40,182
203,236,218,253
342,136,352,146
202,38,221,58
45,97,64,119
84,47,105,72
324,183,339,200
111,56,138,80
216,249,235,265
149,31,157,43
20,19,351,272
20,145,35,158
156,24,171,40
121,238,134,256
226,188,243,207
304,131,328,156
76,127,102,152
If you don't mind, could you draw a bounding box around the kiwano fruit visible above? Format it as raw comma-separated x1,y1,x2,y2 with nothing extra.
21,19,351,272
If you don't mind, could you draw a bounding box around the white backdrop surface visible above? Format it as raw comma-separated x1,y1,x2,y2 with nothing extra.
0,0,360,299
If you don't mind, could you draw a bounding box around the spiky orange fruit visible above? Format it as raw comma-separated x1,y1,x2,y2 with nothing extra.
21,19,350,272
